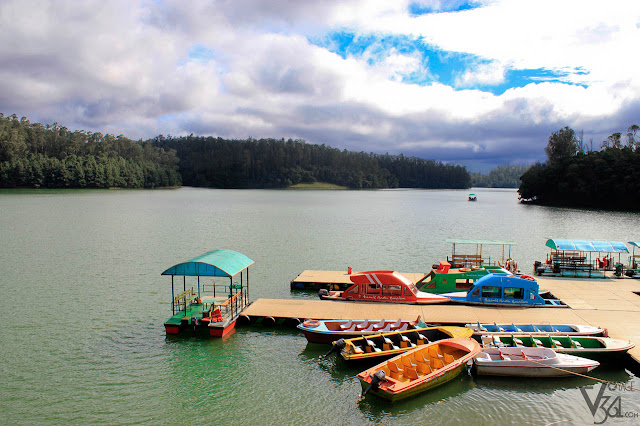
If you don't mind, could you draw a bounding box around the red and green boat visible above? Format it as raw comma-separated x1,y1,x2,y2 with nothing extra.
162,249,253,338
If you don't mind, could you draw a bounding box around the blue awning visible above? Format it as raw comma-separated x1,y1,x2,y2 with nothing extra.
629,242,640,248
161,250,254,277
545,239,628,253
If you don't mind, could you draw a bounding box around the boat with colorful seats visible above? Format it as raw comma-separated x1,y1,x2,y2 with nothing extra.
481,334,634,362
327,326,473,362
473,347,600,377
417,260,510,293
318,270,449,304
298,317,425,344
439,273,567,307
466,322,606,337
357,338,481,402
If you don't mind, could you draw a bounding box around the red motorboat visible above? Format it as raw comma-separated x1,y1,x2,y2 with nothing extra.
318,270,449,304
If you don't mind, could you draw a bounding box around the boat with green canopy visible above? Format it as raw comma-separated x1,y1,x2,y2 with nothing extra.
162,249,253,337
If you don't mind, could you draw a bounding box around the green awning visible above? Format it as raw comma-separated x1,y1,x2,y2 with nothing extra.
161,250,254,277
447,239,517,246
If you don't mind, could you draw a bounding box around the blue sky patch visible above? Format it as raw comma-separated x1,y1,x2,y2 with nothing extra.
309,31,588,95
408,1,482,16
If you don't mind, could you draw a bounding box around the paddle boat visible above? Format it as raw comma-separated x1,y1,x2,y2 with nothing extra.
357,338,481,402
318,270,450,304
439,273,567,307
481,334,634,362
298,317,425,344
473,347,600,377
417,261,511,293
468,194,477,201
466,322,606,337
324,326,473,362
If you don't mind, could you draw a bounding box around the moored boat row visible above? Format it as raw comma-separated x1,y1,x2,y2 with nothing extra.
304,319,632,402
318,269,567,308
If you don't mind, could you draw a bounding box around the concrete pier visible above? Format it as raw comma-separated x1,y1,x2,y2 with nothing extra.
246,275,640,364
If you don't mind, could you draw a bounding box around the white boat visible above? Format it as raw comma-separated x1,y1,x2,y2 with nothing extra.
474,347,600,377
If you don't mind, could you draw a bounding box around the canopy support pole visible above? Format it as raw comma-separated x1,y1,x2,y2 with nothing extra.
171,275,175,315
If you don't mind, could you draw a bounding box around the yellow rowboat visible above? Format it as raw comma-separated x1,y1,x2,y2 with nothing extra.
357,338,481,402
324,326,472,362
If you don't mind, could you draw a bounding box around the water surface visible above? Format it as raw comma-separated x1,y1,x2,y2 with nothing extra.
1,187,639,424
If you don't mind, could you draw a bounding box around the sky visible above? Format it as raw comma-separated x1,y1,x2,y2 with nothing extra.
1,0,639,171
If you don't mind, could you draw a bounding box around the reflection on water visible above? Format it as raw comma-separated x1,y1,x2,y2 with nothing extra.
1,187,639,424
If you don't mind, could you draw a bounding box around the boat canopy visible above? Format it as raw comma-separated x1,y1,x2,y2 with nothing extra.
629,242,640,248
447,239,517,246
545,239,629,253
161,249,254,277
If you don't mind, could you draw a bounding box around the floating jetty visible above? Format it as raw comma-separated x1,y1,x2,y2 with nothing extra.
245,275,640,365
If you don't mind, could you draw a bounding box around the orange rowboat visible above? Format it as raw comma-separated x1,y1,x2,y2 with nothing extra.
357,338,480,402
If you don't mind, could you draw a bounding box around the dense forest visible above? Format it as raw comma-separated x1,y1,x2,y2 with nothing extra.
0,114,471,190
518,125,640,210
153,135,470,189
471,165,531,188
0,114,181,188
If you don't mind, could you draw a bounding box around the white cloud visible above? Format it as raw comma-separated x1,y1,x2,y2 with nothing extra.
0,0,639,170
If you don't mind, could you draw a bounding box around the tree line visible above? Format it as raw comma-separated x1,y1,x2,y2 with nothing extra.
152,135,470,189
1,114,471,190
518,125,640,210
471,165,531,188
0,114,181,188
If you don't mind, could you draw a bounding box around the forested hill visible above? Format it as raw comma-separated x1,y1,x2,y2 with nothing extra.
518,125,640,210
0,114,470,190
0,114,181,188
153,135,471,189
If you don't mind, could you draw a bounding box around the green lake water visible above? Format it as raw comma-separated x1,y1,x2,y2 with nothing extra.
1,187,639,424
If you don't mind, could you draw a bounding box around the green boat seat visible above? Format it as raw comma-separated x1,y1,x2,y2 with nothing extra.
569,338,582,349
552,339,563,348
533,338,543,347
513,338,525,347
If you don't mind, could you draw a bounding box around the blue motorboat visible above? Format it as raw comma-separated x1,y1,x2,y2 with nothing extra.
439,274,567,307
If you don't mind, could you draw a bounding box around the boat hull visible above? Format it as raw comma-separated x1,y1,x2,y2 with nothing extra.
360,362,467,402
298,318,422,344
357,338,481,402
483,335,634,362
209,318,237,337
474,347,600,377
341,327,473,362
474,364,597,377
467,323,605,337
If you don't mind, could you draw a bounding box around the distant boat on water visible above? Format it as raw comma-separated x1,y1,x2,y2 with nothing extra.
468,193,477,201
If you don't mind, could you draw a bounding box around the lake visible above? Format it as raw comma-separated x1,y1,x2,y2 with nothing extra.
1,187,639,424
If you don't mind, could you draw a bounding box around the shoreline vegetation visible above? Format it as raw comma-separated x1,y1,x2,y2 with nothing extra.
518,125,640,210
1,113,470,190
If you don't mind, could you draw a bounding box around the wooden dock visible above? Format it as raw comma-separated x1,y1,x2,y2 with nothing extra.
290,270,427,290
247,275,640,364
